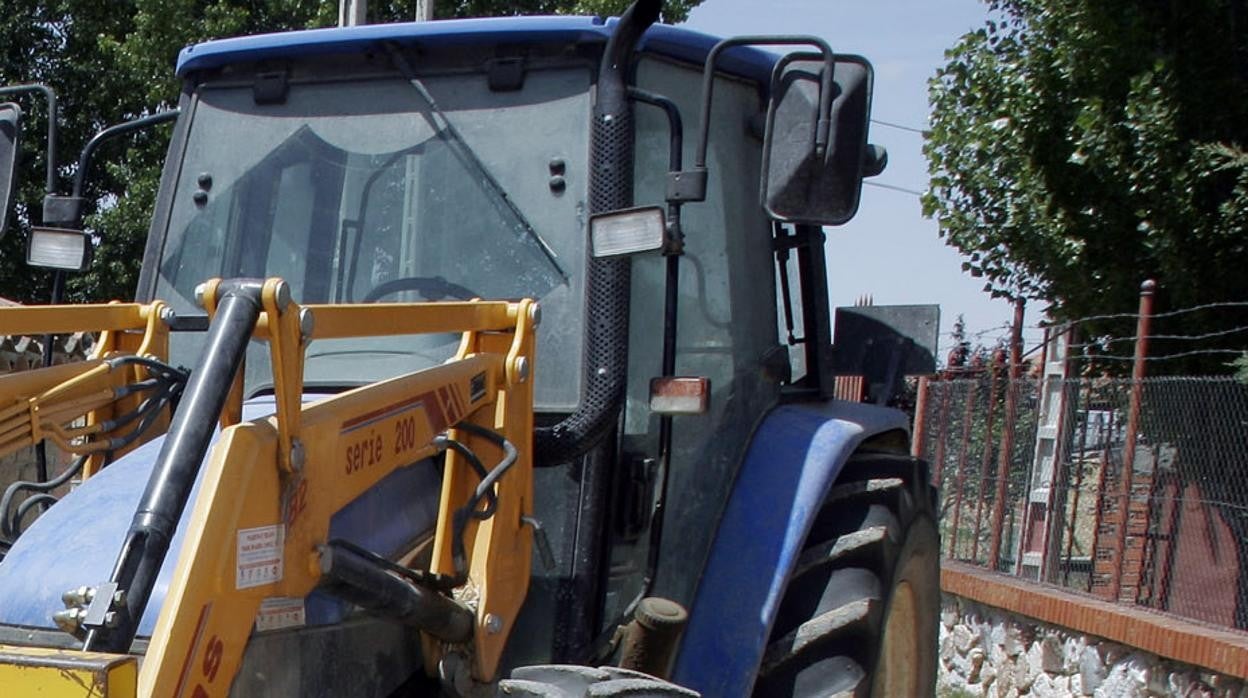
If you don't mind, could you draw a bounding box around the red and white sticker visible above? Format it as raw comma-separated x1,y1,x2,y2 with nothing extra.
255,597,306,632
236,524,284,589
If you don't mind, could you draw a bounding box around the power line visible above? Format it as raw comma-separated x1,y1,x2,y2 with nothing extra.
871,118,928,135
1068,324,1248,349
864,181,925,196
1071,348,1245,362
1059,300,1248,328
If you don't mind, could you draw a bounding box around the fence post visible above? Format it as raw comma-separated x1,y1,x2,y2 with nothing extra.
912,375,930,459
1109,280,1155,601
988,297,1026,571
928,378,955,489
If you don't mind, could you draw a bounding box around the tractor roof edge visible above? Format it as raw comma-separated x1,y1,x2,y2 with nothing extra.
175,16,778,85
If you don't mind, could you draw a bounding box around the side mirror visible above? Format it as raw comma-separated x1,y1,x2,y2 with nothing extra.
0,103,21,238
761,54,885,226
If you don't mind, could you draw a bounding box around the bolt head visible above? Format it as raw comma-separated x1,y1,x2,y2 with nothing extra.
52,608,83,633
513,357,530,383
484,613,504,634
273,280,292,311
528,303,541,328
290,439,306,471
193,283,209,310
61,585,95,608
299,307,315,341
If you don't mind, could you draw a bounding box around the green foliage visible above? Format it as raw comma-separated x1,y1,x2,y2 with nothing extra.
1233,353,1248,383
0,0,701,304
925,0,1248,370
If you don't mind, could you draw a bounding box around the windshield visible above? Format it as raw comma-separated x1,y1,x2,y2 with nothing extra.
155,69,591,409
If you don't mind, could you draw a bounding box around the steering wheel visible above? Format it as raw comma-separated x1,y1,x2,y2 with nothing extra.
361,276,479,303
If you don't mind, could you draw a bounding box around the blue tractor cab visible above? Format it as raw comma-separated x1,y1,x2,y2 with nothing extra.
0,3,937,696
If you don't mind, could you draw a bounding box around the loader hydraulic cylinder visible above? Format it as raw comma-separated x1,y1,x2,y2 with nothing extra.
84,280,264,653
318,542,475,644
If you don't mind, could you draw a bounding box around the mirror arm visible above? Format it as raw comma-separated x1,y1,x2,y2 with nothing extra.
626,87,689,251
694,36,835,174
628,87,683,173
72,109,180,199
0,84,57,194
624,86,688,611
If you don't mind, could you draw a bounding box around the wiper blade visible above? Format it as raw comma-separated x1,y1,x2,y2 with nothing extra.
385,43,569,284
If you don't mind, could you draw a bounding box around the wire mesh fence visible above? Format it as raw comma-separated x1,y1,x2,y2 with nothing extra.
919,372,1248,632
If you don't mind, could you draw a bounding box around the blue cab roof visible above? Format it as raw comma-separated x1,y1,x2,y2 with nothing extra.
176,16,777,85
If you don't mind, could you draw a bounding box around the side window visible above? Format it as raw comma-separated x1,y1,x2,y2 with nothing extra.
627,56,781,440
775,233,807,383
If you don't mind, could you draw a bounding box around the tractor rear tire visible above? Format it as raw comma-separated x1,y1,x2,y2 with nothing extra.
753,453,939,698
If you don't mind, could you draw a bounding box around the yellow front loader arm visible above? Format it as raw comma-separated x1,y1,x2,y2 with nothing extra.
0,279,537,697
0,301,172,477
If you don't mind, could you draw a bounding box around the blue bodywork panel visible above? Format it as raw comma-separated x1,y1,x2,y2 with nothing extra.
175,17,778,86
671,400,909,696
0,397,441,636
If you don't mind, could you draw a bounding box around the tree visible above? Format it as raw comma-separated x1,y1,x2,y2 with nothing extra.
926,0,1248,625
924,0,1248,372
0,0,697,304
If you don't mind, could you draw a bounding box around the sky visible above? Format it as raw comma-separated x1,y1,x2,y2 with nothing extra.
684,0,1045,356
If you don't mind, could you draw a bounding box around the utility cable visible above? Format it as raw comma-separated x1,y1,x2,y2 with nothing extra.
1060,300,1248,328
864,180,925,196
1070,348,1245,361
1068,324,1248,349
871,118,928,135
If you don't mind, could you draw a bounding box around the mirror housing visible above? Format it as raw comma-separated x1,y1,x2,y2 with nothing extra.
761,54,884,226
0,103,21,238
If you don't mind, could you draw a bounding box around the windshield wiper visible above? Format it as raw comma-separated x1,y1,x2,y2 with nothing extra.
384,43,568,283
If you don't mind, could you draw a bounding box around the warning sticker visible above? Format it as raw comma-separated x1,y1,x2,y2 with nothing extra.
236,524,284,589
255,597,306,632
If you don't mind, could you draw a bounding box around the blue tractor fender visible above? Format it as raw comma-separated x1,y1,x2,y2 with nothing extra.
671,399,910,696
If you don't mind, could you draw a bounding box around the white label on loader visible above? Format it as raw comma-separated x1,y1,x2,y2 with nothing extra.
236,524,285,589
255,597,305,632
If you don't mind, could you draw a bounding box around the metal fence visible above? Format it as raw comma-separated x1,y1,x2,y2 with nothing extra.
918,370,1248,631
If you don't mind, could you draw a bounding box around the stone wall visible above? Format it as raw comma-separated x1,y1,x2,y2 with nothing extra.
939,594,1248,697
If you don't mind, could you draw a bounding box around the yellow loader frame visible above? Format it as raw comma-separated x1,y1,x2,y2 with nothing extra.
0,278,537,697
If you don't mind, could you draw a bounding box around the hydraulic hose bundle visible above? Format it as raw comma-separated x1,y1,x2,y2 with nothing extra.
0,353,187,553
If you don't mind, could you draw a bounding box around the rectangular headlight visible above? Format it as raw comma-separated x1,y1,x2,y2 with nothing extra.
28,227,92,272
590,206,667,258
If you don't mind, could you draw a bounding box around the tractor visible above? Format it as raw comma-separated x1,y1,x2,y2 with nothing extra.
0,0,939,695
